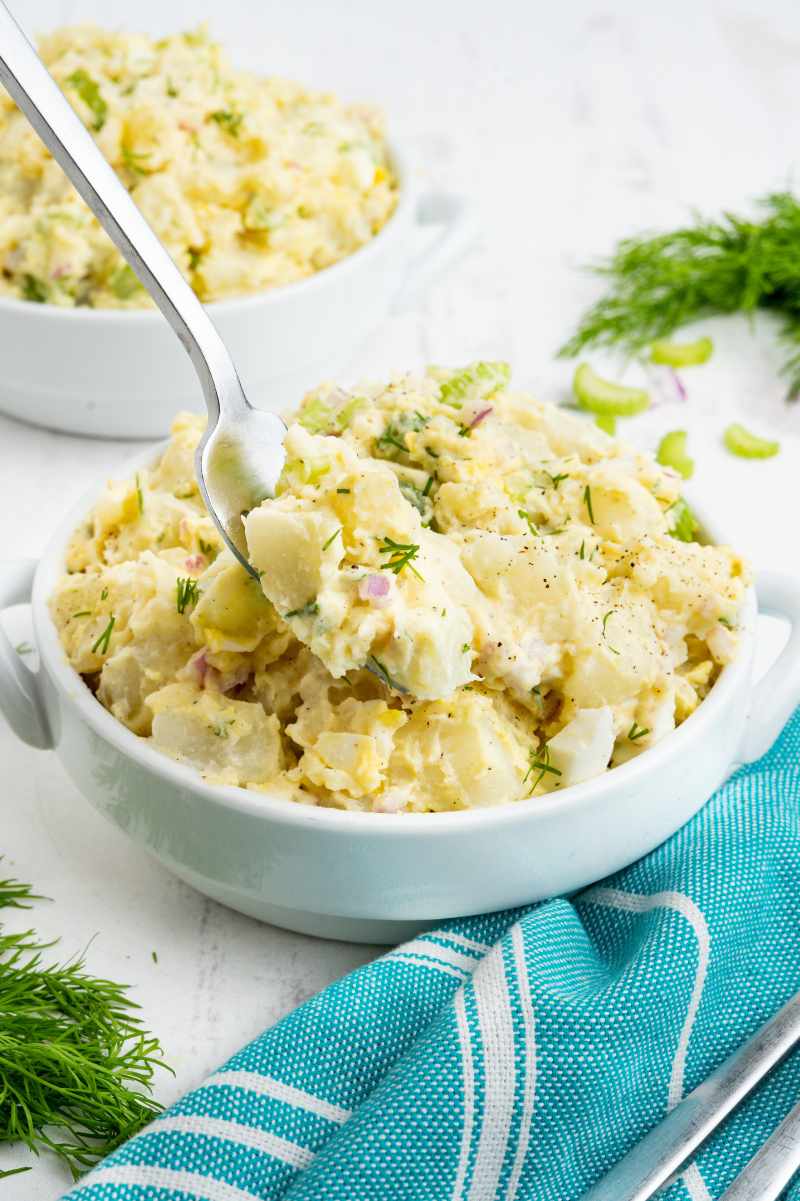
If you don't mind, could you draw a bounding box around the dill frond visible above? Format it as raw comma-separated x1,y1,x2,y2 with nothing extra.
559,192,800,395
0,874,170,1178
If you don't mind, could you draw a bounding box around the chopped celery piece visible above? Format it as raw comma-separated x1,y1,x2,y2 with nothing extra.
656,429,694,479
109,264,141,300
650,337,713,367
573,363,650,417
595,413,616,435
723,423,780,459
667,497,699,543
438,361,511,408
66,69,107,131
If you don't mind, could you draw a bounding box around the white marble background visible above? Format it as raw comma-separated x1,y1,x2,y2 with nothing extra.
1,0,799,1194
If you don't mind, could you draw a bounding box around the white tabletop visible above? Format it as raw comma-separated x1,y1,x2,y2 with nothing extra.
2,0,799,1194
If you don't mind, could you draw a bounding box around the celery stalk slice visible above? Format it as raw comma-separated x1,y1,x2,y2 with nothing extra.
573,363,650,417
650,337,713,367
723,423,780,459
657,429,694,479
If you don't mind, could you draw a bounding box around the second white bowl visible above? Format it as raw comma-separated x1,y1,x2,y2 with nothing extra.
0,143,473,439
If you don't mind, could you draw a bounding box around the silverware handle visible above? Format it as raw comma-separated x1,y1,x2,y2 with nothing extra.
719,1097,800,1201
0,2,243,421
581,992,800,1201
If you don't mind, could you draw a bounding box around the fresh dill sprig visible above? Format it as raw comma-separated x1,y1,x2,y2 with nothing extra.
522,744,562,794
517,509,540,537
601,609,620,655
583,485,595,524
175,577,199,614
285,600,319,619
0,873,169,1179
558,191,800,395
378,536,423,580
367,655,404,692
91,615,115,656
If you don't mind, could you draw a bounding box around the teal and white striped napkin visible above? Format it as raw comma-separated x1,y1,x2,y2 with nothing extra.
65,709,800,1201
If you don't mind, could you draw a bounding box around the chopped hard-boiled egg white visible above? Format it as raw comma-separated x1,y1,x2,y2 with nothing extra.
51,363,749,812
0,25,397,307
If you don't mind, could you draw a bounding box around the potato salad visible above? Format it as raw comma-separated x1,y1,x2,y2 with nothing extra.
0,26,396,307
51,365,748,812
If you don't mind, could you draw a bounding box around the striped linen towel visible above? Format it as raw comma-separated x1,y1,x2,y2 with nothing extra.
65,709,800,1201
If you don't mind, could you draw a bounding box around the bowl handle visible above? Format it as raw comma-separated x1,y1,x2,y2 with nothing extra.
0,558,52,749
738,571,800,765
390,191,477,314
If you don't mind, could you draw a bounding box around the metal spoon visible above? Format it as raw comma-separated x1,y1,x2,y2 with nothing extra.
0,3,286,575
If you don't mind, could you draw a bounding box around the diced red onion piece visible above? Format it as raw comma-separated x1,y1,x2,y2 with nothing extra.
670,369,687,403
469,406,493,429
359,573,390,598
191,651,208,687
184,554,206,573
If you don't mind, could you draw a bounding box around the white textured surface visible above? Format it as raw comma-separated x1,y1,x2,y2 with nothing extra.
1,0,799,1194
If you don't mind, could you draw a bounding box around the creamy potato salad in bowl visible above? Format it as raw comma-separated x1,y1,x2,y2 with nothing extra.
0,25,471,436
4,364,799,941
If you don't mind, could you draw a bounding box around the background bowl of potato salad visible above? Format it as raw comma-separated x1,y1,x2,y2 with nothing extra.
2,364,799,943
0,26,472,438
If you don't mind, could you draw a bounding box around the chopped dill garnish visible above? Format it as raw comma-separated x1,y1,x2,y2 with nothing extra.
545,471,569,490
91,615,115,656
523,744,562,793
0,873,169,1176
462,643,471,653
578,541,585,560
100,587,108,601
120,145,153,175
422,475,435,497
151,950,158,964
71,610,91,619
336,488,351,494
375,413,428,459
517,509,540,537
14,642,33,656
198,537,216,557
22,274,48,303
718,616,734,629
175,577,199,614
135,474,144,514
322,527,342,552
601,610,620,655
285,600,319,619
426,447,440,458
367,655,404,691
208,108,244,136
628,721,650,742
583,485,595,524
378,536,423,580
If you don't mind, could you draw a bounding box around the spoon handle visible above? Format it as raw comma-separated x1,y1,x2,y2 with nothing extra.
0,2,244,421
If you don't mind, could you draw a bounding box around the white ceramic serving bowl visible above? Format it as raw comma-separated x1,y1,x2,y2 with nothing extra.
0,143,473,439
2,450,800,944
